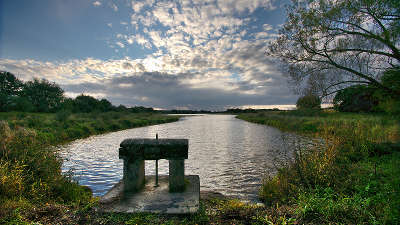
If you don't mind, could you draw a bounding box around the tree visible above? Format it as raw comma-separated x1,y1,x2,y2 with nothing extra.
0,71,24,111
73,94,99,113
98,99,113,112
333,67,400,112
115,104,128,112
333,85,379,112
23,78,65,112
268,0,400,98
296,95,321,110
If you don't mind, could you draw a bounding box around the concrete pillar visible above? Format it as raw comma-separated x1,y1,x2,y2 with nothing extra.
169,159,185,192
123,159,145,193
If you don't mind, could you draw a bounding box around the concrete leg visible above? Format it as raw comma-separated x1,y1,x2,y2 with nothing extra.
123,159,145,193
169,159,185,192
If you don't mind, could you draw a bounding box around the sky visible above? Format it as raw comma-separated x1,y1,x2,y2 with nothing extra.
0,0,299,110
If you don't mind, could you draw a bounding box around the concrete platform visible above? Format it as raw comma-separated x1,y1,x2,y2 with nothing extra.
98,175,200,214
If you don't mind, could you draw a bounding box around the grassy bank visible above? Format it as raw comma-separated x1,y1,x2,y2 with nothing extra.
0,111,180,145
2,112,292,225
0,112,180,224
238,111,400,224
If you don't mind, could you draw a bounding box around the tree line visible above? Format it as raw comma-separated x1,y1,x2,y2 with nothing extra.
0,71,154,113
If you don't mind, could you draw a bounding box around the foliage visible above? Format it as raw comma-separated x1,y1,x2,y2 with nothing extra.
0,71,156,114
376,67,400,113
238,111,400,224
73,94,101,113
0,71,23,112
333,67,400,113
333,85,379,112
0,112,180,223
22,78,65,112
296,95,321,110
268,0,400,97
0,120,92,205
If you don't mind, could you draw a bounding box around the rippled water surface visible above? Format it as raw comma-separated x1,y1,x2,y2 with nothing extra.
59,114,303,202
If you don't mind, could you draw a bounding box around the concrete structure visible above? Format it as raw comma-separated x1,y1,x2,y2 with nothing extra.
99,137,199,214
99,175,200,214
119,138,188,193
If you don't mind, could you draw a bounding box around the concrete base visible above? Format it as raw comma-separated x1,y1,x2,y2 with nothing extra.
98,175,200,214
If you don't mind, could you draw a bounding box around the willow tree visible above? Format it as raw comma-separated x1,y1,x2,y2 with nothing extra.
268,0,400,97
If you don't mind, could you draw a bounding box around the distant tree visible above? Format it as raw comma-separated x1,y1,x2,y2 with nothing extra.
10,96,35,112
268,0,400,98
73,95,99,113
98,99,113,112
59,97,75,112
130,106,154,113
22,78,65,112
0,71,23,111
115,104,128,112
296,95,321,110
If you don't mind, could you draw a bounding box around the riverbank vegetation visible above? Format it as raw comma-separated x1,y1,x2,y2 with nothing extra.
1,71,182,223
238,111,400,224
0,112,179,223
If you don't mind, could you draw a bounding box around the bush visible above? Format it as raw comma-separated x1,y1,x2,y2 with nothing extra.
55,110,71,123
296,95,321,110
333,85,379,112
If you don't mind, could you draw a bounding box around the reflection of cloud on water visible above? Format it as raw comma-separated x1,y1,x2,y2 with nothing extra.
58,115,315,202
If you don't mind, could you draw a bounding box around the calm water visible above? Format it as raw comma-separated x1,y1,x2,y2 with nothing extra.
58,114,304,202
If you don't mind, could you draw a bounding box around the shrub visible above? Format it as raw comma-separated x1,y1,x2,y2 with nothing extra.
296,95,321,110
55,110,71,123
333,85,379,112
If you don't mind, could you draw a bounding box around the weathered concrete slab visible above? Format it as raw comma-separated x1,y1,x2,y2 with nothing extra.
99,175,200,214
119,139,188,160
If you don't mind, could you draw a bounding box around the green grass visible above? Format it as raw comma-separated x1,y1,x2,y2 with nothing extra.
0,111,180,145
0,111,180,224
3,110,399,224
238,110,400,224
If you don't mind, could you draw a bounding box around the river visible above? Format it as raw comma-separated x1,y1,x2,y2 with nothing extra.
58,114,304,202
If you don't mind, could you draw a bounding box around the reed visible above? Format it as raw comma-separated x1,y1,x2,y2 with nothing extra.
238,111,400,224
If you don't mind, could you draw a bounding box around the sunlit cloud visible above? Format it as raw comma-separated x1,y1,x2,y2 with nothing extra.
110,2,118,11
93,1,101,7
0,0,298,110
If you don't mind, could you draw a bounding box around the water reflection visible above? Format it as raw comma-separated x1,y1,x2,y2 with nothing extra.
59,114,303,202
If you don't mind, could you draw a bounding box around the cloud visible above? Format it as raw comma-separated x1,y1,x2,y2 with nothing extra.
0,55,297,110
132,1,145,13
93,1,101,7
116,41,125,48
110,2,118,11
0,0,298,110
60,72,296,110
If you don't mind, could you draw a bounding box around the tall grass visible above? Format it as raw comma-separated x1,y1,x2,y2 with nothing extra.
0,120,93,223
0,112,179,223
238,111,400,224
